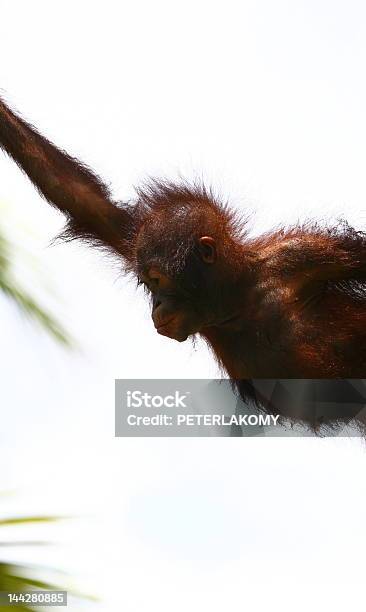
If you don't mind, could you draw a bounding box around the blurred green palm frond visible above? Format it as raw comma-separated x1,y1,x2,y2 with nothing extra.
0,230,71,346
0,515,64,612
0,561,64,612
0,515,95,611
0,221,80,608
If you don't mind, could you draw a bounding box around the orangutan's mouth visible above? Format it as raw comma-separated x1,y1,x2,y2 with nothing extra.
216,313,242,327
155,317,189,342
156,317,176,332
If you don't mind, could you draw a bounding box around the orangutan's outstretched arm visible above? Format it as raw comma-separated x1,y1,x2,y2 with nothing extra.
0,97,134,256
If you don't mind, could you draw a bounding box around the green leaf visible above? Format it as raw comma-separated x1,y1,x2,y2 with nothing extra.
0,517,61,527
0,226,73,347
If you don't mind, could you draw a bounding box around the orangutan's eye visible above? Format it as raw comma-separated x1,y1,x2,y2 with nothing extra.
149,276,160,288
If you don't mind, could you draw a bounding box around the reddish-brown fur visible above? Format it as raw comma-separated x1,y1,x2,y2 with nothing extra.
0,96,365,386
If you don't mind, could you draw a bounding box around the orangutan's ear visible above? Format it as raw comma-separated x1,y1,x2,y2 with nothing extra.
198,236,217,264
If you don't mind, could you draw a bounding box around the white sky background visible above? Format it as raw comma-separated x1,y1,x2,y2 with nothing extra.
0,0,366,610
